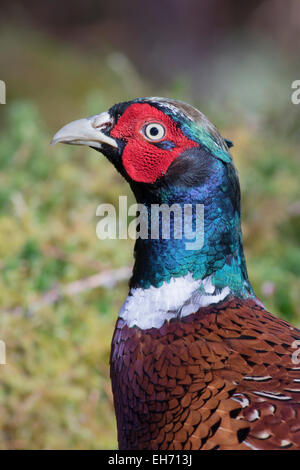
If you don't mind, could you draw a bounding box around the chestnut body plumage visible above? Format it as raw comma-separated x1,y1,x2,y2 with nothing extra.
111,298,300,450
52,97,300,450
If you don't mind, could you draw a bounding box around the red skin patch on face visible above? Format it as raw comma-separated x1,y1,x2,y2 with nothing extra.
110,103,198,183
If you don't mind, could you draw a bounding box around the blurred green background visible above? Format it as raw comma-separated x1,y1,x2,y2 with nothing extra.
0,0,299,449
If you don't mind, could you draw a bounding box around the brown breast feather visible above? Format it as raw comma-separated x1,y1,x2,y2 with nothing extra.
110,298,300,450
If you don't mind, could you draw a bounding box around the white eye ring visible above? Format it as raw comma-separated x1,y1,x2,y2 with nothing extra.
143,123,166,141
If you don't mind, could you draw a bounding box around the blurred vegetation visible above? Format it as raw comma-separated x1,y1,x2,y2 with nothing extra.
0,23,299,449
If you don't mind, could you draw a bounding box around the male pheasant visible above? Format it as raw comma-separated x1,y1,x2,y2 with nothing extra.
52,97,300,450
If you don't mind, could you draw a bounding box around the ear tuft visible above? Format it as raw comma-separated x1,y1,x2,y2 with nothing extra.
225,138,234,149
224,139,234,149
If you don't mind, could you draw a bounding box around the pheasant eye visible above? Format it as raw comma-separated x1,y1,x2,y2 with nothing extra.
143,123,166,141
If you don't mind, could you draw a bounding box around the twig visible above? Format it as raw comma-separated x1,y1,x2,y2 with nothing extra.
4,266,131,316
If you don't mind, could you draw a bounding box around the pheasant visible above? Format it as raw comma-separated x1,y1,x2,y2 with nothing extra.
52,97,300,450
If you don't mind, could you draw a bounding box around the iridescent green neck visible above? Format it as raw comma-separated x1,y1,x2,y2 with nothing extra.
130,155,254,301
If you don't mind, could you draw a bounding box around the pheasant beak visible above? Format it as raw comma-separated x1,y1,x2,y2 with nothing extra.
51,112,118,149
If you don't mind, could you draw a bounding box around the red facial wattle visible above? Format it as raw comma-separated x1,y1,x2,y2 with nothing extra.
110,103,198,183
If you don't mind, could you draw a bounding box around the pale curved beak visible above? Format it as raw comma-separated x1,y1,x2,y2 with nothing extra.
51,112,118,149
